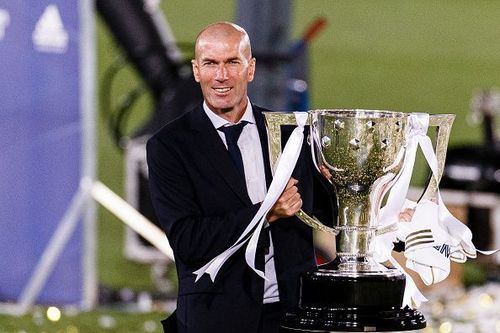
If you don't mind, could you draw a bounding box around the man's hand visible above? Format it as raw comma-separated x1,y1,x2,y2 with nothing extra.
266,178,303,223
399,208,414,222
398,197,438,222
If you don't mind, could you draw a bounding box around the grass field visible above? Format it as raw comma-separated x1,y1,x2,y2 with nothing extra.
2,0,499,331
0,308,165,333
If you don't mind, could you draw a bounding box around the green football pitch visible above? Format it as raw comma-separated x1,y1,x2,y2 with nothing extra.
98,0,500,291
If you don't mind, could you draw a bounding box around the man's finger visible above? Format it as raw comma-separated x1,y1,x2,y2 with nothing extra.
285,177,298,189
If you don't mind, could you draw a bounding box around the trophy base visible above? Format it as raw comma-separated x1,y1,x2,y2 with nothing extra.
280,306,426,332
280,265,426,332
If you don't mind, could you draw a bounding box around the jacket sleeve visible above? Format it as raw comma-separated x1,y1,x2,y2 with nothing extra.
146,136,260,267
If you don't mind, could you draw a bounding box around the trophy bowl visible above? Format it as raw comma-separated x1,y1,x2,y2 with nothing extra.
263,109,456,332
311,109,407,273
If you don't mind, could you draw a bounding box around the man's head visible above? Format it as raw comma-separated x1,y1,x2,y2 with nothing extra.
192,22,256,120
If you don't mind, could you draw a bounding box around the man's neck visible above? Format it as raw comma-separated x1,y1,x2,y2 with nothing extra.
219,109,245,123
207,99,250,124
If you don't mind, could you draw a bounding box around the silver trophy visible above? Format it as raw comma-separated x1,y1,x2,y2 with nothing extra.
264,109,454,332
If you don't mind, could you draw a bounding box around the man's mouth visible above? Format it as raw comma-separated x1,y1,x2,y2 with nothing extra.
213,87,231,94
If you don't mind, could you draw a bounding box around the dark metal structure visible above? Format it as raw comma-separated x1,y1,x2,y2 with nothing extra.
96,0,202,147
441,89,500,194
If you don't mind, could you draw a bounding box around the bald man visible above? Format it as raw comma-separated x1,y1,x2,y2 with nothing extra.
147,22,333,333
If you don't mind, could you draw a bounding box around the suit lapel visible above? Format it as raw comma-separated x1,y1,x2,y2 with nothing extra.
253,105,273,188
188,106,252,204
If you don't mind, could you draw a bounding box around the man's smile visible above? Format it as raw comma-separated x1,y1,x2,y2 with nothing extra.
213,87,232,94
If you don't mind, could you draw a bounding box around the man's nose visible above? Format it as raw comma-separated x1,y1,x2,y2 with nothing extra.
215,64,228,81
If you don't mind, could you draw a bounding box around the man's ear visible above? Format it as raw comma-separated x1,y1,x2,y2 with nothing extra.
247,57,256,82
192,59,200,82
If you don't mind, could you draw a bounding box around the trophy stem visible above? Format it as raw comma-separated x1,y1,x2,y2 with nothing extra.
335,187,379,271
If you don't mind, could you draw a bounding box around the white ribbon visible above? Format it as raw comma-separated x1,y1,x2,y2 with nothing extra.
193,112,309,282
374,113,431,307
377,113,430,230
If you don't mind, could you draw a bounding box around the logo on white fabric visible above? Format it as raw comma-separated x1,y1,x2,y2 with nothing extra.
433,244,451,258
32,4,68,53
404,228,435,252
0,8,10,40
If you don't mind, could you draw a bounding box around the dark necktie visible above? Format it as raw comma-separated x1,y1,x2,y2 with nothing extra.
220,121,270,254
218,121,248,179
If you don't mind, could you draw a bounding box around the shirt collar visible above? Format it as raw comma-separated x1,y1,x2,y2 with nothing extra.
203,98,255,129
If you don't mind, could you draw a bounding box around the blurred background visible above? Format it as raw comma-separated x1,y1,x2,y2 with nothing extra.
1,0,499,332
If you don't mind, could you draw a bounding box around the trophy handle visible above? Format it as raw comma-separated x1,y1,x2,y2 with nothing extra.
263,111,338,235
419,114,456,201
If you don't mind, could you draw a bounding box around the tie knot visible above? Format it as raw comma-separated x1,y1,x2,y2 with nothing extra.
219,121,248,143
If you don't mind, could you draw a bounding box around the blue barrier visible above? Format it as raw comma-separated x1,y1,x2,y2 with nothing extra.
0,1,85,305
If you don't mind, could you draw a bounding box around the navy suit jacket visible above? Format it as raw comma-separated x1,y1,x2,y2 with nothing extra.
147,104,333,332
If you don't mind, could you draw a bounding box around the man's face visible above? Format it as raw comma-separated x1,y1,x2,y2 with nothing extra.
192,33,255,116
